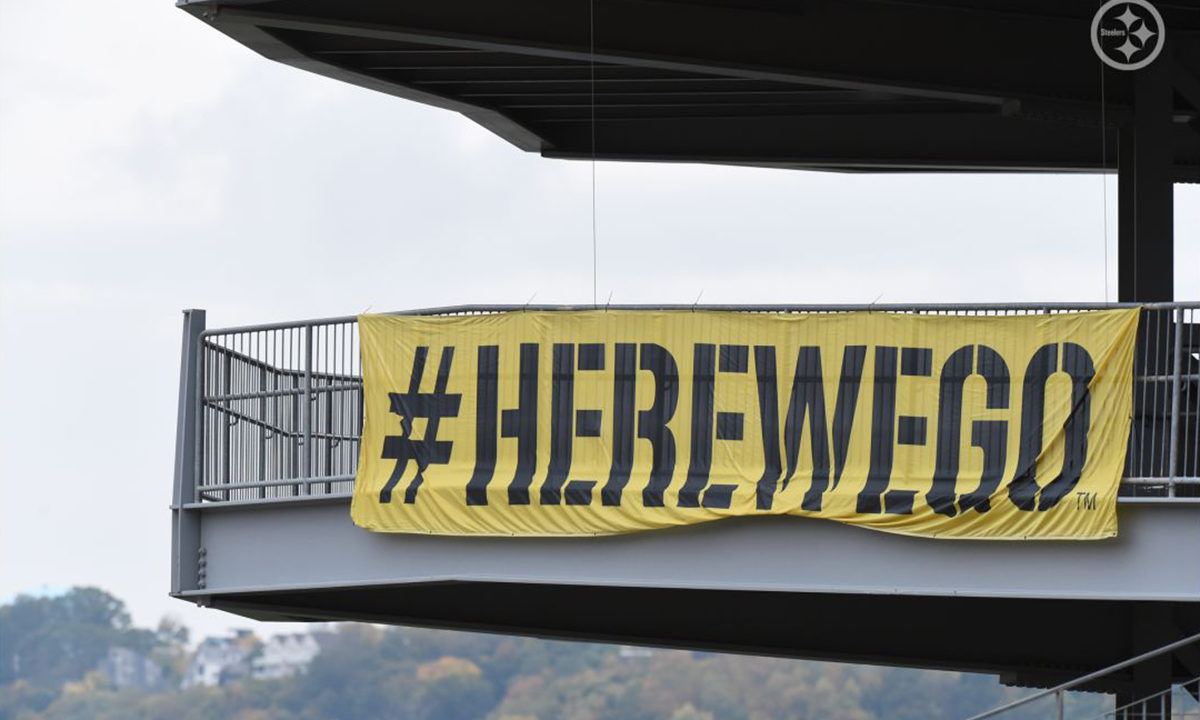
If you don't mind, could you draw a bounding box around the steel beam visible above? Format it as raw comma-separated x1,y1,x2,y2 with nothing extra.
194,3,1010,105
171,308,206,595
1115,604,1175,720
178,1,1200,176
184,0,1200,107
1118,50,1176,302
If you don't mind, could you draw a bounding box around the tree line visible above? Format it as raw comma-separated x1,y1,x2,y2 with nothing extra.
0,587,1107,720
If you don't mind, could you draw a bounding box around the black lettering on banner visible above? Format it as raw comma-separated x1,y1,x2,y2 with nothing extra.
1009,344,1055,511
901,347,932,376
566,344,606,504
464,346,499,506
927,345,974,517
1041,344,1094,508
856,346,918,515
576,410,603,437
541,344,576,505
638,343,679,507
578,343,605,371
758,345,864,508
601,344,637,506
542,344,607,506
679,344,717,508
716,412,743,440
897,416,927,446
782,347,831,512
958,346,1010,514
1009,343,1095,511
830,347,868,492
504,343,540,505
753,346,783,510
379,346,461,504
765,346,867,512
680,344,746,509
928,346,1013,516
896,348,932,455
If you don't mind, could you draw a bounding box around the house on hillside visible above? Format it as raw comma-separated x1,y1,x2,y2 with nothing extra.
182,630,258,688
251,633,321,680
98,647,164,690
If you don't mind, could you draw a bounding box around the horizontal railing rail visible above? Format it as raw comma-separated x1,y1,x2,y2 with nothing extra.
965,631,1200,720
189,303,1200,505
1096,678,1200,720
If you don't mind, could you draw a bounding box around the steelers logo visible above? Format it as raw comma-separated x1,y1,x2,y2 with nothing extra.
1091,0,1165,71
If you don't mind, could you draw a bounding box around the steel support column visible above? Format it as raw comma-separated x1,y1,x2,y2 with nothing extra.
1116,603,1174,720
171,308,206,595
1118,50,1175,302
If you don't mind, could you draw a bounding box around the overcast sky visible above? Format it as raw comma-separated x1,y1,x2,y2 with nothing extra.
1,1,1197,641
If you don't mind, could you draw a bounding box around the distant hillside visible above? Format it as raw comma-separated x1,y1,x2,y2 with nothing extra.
0,587,1108,720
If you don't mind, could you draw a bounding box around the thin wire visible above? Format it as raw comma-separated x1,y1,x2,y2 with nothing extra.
1100,60,1110,302
589,0,598,307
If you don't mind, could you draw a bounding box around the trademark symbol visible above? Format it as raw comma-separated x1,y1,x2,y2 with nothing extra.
1075,491,1098,511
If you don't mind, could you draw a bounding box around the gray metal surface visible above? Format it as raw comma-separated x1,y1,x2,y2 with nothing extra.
171,303,1200,680
188,501,1200,602
171,309,205,594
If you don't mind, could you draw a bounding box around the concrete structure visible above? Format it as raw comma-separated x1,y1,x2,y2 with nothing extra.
173,0,1200,714
171,303,1200,701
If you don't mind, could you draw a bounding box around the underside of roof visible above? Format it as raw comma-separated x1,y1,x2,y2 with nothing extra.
181,0,1200,179
209,584,1200,694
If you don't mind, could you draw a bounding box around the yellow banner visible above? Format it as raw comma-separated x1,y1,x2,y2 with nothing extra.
352,309,1139,540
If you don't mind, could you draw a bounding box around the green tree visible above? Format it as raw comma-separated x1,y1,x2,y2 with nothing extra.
0,587,155,689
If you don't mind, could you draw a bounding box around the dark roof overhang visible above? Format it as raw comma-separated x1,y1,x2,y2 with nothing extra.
179,0,1200,179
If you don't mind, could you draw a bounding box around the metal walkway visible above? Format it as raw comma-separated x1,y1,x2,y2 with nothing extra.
184,303,1200,507
171,303,1200,691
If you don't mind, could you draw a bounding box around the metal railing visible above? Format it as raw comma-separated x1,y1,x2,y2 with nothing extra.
1102,680,1200,720
188,303,1200,505
965,631,1200,720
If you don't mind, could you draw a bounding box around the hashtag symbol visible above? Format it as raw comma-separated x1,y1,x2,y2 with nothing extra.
378,346,461,504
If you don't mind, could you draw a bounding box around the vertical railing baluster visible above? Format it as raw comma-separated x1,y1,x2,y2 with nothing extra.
259,360,268,499
324,374,334,485
1168,306,1184,497
221,347,232,501
193,338,205,505
289,330,299,494
324,324,333,493
302,323,313,493
1190,310,1198,488
1138,311,1152,488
